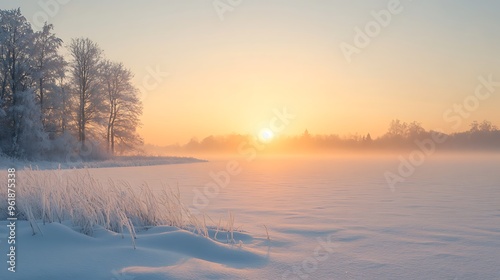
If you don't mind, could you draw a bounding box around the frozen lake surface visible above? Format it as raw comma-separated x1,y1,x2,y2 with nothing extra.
1,154,500,279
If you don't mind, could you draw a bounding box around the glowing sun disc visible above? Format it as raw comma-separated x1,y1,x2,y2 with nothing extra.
259,128,274,142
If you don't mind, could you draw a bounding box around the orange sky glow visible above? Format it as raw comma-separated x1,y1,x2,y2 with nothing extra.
4,1,500,145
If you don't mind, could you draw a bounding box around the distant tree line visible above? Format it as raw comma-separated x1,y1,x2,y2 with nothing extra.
0,9,143,160
149,120,500,155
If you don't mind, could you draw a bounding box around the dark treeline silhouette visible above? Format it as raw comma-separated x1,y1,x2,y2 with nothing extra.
0,9,143,160
147,120,500,155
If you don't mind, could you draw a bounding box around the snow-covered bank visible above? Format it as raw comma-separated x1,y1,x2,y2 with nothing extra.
0,168,267,279
0,221,267,280
0,155,205,170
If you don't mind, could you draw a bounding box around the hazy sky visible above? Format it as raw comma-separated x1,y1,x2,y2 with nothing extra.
3,0,500,145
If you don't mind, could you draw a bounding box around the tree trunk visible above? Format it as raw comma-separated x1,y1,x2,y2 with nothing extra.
39,77,44,126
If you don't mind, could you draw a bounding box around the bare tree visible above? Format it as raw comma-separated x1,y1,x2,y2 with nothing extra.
386,119,407,139
68,38,104,146
102,60,143,155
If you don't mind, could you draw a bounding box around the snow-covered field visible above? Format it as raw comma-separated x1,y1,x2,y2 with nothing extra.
1,154,499,279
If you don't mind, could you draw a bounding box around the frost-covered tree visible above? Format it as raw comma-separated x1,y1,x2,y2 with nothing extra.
68,38,105,147
0,9,48,158
102,60,143,155
13,89,49,158
0,9,144,159
32,23,66,133
55,69,73,134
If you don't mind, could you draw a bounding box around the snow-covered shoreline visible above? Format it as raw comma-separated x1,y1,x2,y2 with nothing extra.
0,155,206,171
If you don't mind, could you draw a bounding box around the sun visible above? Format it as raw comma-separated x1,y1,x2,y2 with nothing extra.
258,128,275,143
